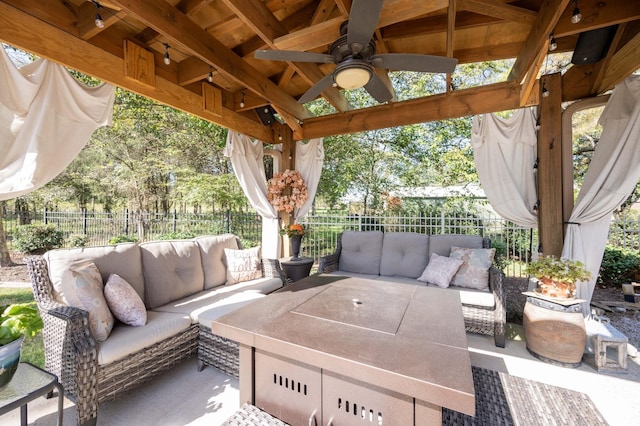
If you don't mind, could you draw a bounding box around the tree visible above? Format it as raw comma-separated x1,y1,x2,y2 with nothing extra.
0,202,13,266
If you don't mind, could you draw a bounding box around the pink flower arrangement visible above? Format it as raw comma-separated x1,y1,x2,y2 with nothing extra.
267,169,308,213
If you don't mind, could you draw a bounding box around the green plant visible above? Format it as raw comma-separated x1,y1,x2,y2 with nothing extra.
155,232,196,240
280,224,305,238
12,224,64,253
67,233,89,247
491,240,508,272
599,245,640,287
0,302,43,346
0,289,44,367
109,235,139,244
526,255,592,283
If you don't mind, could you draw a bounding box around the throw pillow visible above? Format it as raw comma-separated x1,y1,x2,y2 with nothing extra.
104,274,147,327
417,253,464,288
224,246,262,285
449,247,496,290
62,262,114,341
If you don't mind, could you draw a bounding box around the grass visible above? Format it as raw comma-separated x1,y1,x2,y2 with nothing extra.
0,287,45,368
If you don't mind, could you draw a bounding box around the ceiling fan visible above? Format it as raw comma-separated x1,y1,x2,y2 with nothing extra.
254,0,458,104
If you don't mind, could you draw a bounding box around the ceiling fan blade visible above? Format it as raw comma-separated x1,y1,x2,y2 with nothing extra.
364,74,393,103
297,74,335,104
371,54,458,74
255,50,335,64
347,0,384,52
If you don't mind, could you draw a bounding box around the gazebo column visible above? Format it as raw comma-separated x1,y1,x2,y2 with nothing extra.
278,125,295,258
537,73,565,256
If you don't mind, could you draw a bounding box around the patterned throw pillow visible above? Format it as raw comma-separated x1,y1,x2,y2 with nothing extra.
417,253,464,288
62,262,114,341
104,274,147,327
224,246,262,284
449,247,496,290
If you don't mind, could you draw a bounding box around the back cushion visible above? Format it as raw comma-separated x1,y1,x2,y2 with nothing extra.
45,243,144,304
195,234,239,289
140,240,204,309
380,232,430,278
339,231,383,275
428,234,484,258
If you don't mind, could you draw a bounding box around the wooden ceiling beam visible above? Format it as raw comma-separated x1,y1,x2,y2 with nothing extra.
598,29,640,92
553,0,640,38
383,12,503,40
220,0,348,113
78,2,125,40
301,81,523,139
0,1,270,142
109,0,310,121
458,0,537,25
509,0,570,83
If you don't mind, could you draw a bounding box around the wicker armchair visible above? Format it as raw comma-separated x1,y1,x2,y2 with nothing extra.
318,233,506,348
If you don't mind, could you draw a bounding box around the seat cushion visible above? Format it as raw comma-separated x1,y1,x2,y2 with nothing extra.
198,292,266,326
428,235,484,258
195,234,239,289
140,240,204,309
97,311,191,365
380,232,430,278
455,287,495,308
339,231,383,275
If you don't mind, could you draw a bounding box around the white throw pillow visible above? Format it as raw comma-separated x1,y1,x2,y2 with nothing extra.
224,246,262,284
449,246,496,290
417,253,464,288
104,274,147,326
62,262,114,341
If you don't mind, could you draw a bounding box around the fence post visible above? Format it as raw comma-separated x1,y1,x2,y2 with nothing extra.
125,208,129,235
173,209,177,233
83,208,88,235
225,210,230,234
44,208,48,225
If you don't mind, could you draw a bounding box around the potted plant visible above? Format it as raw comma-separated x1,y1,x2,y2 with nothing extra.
0,302,43,388
280,223,306,260
526,255,592,299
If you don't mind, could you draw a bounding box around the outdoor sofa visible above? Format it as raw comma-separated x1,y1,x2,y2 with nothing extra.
318,231,506,347
26,234,284,426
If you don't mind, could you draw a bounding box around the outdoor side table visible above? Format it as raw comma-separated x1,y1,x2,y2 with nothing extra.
279,257,313,283
0,362,64,426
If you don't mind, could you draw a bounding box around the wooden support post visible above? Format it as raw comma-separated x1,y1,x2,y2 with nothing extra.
537,73,564,256
278,126,295,258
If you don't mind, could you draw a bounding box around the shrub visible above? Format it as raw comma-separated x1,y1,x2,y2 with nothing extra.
598,245,640,287
67,234,89,247
108,235,138,244
155,232,196,240
491,240,508,272
12,224,63,254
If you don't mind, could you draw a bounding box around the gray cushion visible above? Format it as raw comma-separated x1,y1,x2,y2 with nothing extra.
140,240,204,309
195,234,239,289
380,232,430,278
339,231,383,275
45,243,144,304
428,234,484,258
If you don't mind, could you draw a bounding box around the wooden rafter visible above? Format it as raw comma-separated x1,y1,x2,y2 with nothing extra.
458,0,537,25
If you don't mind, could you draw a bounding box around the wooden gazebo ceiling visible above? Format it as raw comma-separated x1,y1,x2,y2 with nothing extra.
1,0,639,142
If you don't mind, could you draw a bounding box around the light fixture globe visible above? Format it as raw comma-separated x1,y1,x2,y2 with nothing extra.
334,61,373,90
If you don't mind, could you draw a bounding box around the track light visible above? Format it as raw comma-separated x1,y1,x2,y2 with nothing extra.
208,66,213,83
92,1,104,28
240,92,245,108
571,0,581,24
548,34,557,51
163,43,171,65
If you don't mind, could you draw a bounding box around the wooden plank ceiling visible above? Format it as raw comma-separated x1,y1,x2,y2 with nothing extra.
0,0,639,142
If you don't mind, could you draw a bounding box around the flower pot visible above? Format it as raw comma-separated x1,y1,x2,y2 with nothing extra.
290,234,303,260
537,277,575,299
0,335,23,388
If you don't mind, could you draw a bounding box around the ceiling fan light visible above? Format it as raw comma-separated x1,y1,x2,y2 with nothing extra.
335,67,372,90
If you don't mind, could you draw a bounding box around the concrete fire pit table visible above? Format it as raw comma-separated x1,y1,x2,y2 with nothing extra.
211,274,475,425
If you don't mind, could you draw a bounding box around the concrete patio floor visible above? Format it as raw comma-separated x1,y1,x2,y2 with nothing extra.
2,325,639,426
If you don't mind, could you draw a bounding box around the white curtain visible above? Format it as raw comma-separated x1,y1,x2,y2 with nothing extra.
0,47,115,200
223,131,280,258
562,75,640,313
294,138,324,220
471,108,538,227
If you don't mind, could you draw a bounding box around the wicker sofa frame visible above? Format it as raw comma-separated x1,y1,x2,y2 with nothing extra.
27,255,283,426
318,233,506,347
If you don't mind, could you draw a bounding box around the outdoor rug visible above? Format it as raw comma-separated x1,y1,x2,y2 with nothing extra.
442,366,608,426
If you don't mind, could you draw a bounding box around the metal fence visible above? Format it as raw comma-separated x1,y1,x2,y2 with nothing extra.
2,208,639,277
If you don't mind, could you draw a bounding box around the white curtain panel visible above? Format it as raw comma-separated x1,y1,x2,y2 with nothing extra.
471,108,538,228
223,131,280,258
0,47,115,200
294,138,324,220
562,75,640,313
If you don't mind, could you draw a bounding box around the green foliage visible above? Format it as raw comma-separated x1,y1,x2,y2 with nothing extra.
526,255,591,284
598,246,640,287
67,234,89,247
155,232,196,240
491,240,508,272
109,235,139,244
0,302,43,345
12,224,64,253
0,288,44,367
